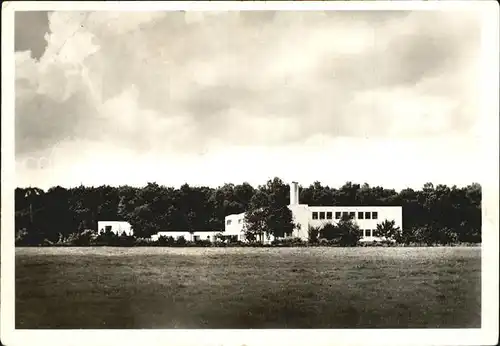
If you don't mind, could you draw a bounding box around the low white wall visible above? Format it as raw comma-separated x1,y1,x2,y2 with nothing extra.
150,231,220,242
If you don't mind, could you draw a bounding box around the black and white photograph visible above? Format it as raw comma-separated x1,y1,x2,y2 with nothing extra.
1,1,498,346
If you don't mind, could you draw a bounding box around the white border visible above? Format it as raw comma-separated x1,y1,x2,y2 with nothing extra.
1,1,499,346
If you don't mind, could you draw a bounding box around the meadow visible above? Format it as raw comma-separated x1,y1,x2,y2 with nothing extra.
15,247,481,329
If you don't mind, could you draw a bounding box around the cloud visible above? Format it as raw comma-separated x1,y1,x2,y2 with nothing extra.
15,11,51,60
15,10,482,175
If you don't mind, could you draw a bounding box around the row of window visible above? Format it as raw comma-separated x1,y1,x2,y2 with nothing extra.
226,219,243,226
312,211,378,221
361,229,376,237
193,235,212,241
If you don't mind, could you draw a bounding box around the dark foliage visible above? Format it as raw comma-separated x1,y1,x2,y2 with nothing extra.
15,179,481,246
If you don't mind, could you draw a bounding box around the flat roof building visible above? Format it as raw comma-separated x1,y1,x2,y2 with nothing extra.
225,182,403,243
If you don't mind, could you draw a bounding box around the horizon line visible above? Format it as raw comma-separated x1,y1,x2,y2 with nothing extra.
15,179,482,193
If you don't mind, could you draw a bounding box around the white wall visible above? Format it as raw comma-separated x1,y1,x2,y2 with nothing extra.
225,205,403,243
97,221,133,236
306,206,403,241
151,231,219,242
224,212,246,240
288,204,310,240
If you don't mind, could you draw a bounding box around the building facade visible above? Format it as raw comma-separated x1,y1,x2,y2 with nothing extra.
225,182,403,242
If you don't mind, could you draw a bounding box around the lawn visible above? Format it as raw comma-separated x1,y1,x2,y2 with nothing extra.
15,246,481,329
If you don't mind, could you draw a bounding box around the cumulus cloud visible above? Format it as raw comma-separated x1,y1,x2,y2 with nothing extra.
14,10,483,188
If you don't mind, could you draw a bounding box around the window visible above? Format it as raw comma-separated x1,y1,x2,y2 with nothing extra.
194,235,200,241
365,212,371,219
372,212,378,220
226,219,232,225
349,212,355,219
326,212,332,220
312,212,318,220
207,235,211,240
342,212,348,218
358,212,364,219
335,212,341,219
369,229,374,237
319,212,325,220
105,225,112,232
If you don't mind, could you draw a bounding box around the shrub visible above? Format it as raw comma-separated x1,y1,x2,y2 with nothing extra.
134,238,155,246
374,220,401,242
308,226,320,243
214,232,225,242
117,233,136,247
65,229,98,246
319,223,337,241
175,236,187,246
157,235,175,246
94,229,119,246
318,238,329,246
413,225,434,246
194,239,212,247
318,216,361,247
394,228,415,245
435,227,459,246
271,237,304,247
15,228,45,246
15,228,30,246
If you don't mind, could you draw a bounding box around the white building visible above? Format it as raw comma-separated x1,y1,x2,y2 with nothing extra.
150,230,220,242
224,212,247,242
97,221,133,236
225,182,403,243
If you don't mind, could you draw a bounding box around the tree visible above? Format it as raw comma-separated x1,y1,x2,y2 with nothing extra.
337,182,361,205
322,214,362,246
243,178,297,242
24,187,43,224
317,214,361,246
266,205,295,238
374,219,401,242
243,208,267,242
394,228,415,245
14,178,481,246
335,216,362,246
41,186,73,241
128,204,158,238
319,223,337,241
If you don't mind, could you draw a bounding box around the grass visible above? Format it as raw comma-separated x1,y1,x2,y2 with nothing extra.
15,247,481,329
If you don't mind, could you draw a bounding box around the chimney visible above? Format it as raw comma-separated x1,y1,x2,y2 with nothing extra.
290,181,299,205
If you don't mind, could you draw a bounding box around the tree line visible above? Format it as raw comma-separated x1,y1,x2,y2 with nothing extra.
14,178,481,246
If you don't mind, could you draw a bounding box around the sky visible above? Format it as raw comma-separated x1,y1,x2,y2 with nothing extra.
14,9,484,191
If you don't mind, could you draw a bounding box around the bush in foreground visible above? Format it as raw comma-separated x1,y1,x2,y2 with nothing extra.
271,237,305,247
15,223,480,248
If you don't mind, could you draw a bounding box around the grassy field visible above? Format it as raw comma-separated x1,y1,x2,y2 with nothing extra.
15,247,481,329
